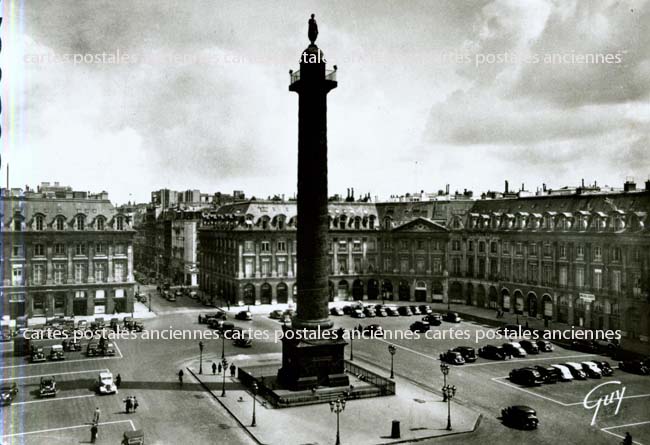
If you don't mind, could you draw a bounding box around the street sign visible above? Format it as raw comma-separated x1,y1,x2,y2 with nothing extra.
579,293,595,302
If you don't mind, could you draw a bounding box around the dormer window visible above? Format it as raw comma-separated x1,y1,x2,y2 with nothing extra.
55,217,65,231
339,215,347,230
35,215,44,231
116,216,124,231
76,215,85,230
96,217,105,231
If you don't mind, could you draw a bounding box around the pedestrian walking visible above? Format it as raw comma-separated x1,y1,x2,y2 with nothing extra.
218,362,222,374
124,396,133,413
227,300,231,311
229,363,236,377
212,362,217,375
133,396,139,412
115,373,122,388
623,432,633,445
92,407,101,424
90,424,98,443
178,369,184,386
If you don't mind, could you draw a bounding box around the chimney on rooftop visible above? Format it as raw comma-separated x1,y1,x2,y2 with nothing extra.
505,180,509,193
581,178,585,187
645,179,650,192
624,178,636,192
446,184,450,195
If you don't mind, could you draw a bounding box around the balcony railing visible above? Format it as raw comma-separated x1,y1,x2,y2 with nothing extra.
289,68,337,85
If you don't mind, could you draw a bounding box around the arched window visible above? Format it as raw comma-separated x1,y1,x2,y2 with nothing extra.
56,216,65,231
354,217,361,230
339,215,347,230
369,216,375,230
76,215,85,230
35,215,44,231
96,216,105,231
116,216,124,231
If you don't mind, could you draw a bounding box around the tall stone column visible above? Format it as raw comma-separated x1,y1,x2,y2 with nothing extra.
46,246,53,284
87,244,95,283
67,248,73,283
238,244,244,278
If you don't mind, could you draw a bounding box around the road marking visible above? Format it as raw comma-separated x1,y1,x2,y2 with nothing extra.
12,394,96,405
2,419,135,438
113,341,124,358
463,353,597,367
0,354,122,370
374,339,440,361
0,368,108,381
600,420,650,445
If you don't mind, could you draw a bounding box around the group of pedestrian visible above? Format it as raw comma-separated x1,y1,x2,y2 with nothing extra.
495,308,505,318
210,362,237,377
123,395,139,413
90,407,101,443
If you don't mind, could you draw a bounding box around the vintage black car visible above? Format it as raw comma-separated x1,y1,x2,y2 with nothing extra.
363,307,377,318
509,367,544,386
452,346,477,363
330,307,344,316
31,346,46,363
123,317,135,330
618,360,649,375
376,307,388,317
39,377,57,398
478,345,511,360
443,312,461,323
409,321,430,333
110,318,120,331
362,324,384,338
49,345,65,361
0,382,18,406
418,305,433,315
519,340,539,354
423,313,442,326
233,331,253,348
86,341,100,357
132,320,145,332
581,362,603,379
409,306,422,316
68,333,85,349
570,340,599,353
593,361,614,376
564,362,588,379
533,365,560,384
536,340,554,352
350,308,366,319
502,342,527,357
397,306,413,316
235,311,253,321
385,306,400,317
501,405,539,429
440,350,465,365
198,312,226,324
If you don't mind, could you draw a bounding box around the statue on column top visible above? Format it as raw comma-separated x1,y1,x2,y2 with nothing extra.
308,14,318,45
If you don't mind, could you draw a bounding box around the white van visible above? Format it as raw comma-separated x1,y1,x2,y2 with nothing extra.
550,364,574,381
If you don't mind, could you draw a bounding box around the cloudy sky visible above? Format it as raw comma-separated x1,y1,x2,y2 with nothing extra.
2,0,649,204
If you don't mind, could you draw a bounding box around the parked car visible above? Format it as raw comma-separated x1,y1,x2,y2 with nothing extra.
86,341,100,357
100,341,116,356
123,317,135,330
351,309,366,319
418,305,433,315
618,360,650,375
363,307,377,318
564,362,588,380
62,338,82,352
39,377,57,398
593,361,614,376
233,331,253,348
452,346,477,363
96,371,118,395
502,342,527,358
409,321,430,333
536,340,554,352
0,382,18,406
110,318,120,331
409,306,422,316
342,305,353,315
330,307,344,316
362,324,384,337
397,306,413,316
199,312,226,324
235,311,253,321
167,293,177,302
376,307,388,317
519,340,539,355
533,365,560,384
283,309,296,318
510,367,544,386
570,340,599,353
581,361,603,379
440,350,465,365
478,344,511,360
77,320,88,331
443,312,461,323
550,364,574,381
48,345,65,361
385,306,400,317
132,320,145,332
31,346,46,363
423,313,442,326
189,291,198,299
501,405,539,429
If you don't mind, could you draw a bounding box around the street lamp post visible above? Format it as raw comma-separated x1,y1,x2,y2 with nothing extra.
388,344,396,379
221,357,228,397
251,382,258,427
442,384,457,430
349,328,354,361
221,330,226,360
330,395,347,445
198,341,204,374
440,363,449,402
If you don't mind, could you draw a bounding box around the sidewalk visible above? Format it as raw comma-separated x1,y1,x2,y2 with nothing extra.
185,353,481,445
26,301,157,327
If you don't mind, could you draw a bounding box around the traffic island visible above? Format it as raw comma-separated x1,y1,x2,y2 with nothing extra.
186,353,481,445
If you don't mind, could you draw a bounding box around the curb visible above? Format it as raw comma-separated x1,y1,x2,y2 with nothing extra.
186,366,263,445
376,414,483,445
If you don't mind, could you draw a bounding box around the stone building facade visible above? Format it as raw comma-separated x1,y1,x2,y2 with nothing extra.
0,183,136,318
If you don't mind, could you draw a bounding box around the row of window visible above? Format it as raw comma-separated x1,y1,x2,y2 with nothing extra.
11,261,128,286
17,215,127,231
13,243,128,257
